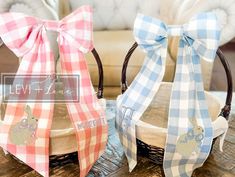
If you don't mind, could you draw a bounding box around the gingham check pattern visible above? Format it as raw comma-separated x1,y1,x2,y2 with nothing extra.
0,6,108,177
116,13,220,176
116,14,168,171
164,13,220,176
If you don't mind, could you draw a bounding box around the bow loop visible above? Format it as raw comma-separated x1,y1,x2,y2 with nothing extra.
118,13,168,172
0,6,94,56
0,6,107,177
58,5,94,53
134,14,167,52
0,13,43,57
118,12,221,175
183,13,220,61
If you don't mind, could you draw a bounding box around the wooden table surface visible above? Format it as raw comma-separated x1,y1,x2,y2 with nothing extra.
0,104,234,177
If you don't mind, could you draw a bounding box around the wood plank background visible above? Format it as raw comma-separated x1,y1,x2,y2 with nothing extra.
0,114,234,177
0,44,19,84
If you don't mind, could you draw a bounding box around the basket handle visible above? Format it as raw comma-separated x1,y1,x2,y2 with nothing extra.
91,48,104,99
121,42,233,120
216,49,233,120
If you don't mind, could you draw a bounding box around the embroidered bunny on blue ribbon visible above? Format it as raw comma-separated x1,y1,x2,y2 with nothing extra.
116,13,221,176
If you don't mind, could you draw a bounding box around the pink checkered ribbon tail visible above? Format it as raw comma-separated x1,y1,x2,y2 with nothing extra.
0,5,108,177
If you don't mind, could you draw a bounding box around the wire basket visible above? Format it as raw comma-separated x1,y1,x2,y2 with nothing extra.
1,48,105,165
120,42,233,164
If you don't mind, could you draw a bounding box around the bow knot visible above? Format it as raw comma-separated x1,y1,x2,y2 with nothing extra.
43,20,61,32
0,6,107,177
0,5,93,57
167,25,183,36
117,12,221,176
134,13,220,62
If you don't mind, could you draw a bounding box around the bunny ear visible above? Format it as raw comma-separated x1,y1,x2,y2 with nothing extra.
25,105,32,117
189,118,198,126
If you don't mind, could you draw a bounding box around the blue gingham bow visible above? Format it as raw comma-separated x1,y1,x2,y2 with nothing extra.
116,13,220,176
116,14,168,171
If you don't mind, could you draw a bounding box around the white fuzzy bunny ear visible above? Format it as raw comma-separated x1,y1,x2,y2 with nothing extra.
159,0,177,23
173,0,235,45
162,0,201,24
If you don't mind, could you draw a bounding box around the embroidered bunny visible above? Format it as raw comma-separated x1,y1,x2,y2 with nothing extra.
9,105,38,145
176,118,204,157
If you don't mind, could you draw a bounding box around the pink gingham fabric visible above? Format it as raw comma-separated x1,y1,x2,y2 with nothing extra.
0,5,108,177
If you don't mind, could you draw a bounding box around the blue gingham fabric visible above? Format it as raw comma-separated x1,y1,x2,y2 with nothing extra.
116,14,168,171
116,13,220,176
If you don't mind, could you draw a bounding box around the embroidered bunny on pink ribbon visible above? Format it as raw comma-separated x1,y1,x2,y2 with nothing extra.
0,6,108,177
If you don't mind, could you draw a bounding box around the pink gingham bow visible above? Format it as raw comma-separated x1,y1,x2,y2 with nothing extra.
0,6,108,177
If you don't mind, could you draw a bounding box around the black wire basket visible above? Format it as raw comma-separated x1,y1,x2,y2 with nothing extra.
120,42,233,165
